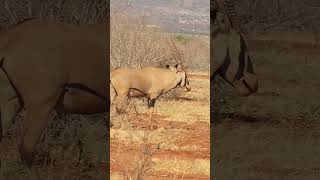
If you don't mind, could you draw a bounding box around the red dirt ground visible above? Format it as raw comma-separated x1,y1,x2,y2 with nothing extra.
110,74,210,179
111,113,210,179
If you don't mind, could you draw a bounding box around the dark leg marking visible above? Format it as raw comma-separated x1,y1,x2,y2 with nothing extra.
19,146,35,168
148,99,156,108
65,83,108,102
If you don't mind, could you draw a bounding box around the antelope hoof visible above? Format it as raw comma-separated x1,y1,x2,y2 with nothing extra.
19,145,35,168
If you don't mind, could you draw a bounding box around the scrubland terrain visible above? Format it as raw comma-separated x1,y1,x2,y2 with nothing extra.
0,113,108,179
212,1,320,178
0,1,109,179
0,4,210,180
110,71,210,180
109,7,210,179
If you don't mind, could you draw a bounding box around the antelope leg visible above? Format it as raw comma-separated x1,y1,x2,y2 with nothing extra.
110,86,117,105
19,101,55,180
1,98,21,138
148,99,156,122
148,107,154,122
115,91,129,114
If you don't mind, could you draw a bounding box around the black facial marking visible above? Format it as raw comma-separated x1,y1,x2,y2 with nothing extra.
184,73,188,86
210,71,218,82
211,9,218,25
148,99,156,108
247,56,254,74
242,79,254,94
177,78,182,87
216,48,231,78
234,35,246,80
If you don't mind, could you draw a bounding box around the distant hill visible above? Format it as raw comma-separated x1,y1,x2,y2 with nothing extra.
111,0,210,35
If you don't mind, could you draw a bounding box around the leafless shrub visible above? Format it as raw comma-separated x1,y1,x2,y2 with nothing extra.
0,0,108,28
30,112,108,178
110,9,174,69
131,138,154,180
159,88,181,101
110,9,198,101
174,35,210,71
112,132,155,180
231,0,320,33
40,0,108,24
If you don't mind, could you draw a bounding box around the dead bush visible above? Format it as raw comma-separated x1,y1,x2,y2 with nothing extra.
174,34,210,71
233,0,320,33
0,0,108,28
111,132,155,180
111,10,175,69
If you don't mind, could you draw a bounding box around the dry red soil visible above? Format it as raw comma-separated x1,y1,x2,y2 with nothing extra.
110,75,210,179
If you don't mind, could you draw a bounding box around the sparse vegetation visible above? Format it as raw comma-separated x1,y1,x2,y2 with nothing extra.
0,1,108,179
110,10,173,69
212,1,320,179
174,34,191,44
231,0,320,33
110,7,209,105
0,0,108,28
110,3,209,178
110,7,209,71
111,73,210,179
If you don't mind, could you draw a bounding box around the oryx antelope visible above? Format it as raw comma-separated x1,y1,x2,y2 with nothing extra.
0,18,108,179
211,0,258,96
110,64,191,117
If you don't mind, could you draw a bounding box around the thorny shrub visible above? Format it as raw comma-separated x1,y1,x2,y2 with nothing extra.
0,0,108,28
110,10,176,69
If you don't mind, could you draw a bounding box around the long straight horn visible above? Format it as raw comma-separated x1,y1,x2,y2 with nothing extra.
215,0,231,31
31,0,41,18
168,37,185,71
223,0,241,32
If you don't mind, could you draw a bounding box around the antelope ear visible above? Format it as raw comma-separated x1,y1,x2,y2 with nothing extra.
175,64,183,72
167,65,176,71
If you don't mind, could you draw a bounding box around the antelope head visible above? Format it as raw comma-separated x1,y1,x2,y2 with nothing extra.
166,64,191,92
166,38,191,92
